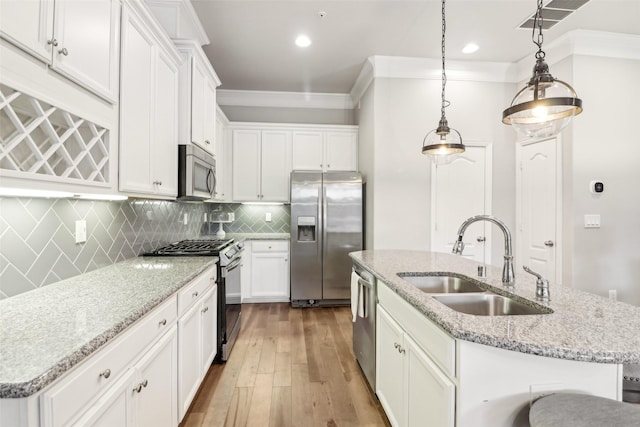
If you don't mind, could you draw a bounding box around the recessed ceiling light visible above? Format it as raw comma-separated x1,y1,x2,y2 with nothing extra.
295,35,311,47
462,43,479,54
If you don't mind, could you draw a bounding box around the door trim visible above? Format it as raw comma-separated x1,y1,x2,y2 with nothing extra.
430,141,493,264
515,136,563,286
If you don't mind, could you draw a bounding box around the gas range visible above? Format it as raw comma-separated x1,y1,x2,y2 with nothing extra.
144,239,234,256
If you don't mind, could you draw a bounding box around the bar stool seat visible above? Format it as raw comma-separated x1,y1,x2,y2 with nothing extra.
529,393,640,427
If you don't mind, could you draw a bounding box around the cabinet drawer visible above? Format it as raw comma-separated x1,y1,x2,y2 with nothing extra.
178,266,216,316
251,240,288,252
378,282,456,378
41,295,177,427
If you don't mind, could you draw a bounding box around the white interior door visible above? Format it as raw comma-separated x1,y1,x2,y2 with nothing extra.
517,137,560,283
431,145,491,264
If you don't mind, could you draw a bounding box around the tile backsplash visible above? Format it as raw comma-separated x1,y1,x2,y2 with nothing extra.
0,197,290,299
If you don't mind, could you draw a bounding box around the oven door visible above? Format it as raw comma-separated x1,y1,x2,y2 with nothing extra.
221,256,242,361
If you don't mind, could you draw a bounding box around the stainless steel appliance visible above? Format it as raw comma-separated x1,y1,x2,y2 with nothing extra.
177,144,217,200
352,263,377,391
290,171,363,306
144,238,244,362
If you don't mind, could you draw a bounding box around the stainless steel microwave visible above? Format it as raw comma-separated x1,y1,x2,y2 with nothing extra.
178,144,216,200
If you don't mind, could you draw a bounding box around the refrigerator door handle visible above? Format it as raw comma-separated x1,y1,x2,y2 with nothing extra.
322,185,328,264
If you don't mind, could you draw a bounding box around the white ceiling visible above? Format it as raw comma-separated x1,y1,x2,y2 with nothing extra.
192,0,640,94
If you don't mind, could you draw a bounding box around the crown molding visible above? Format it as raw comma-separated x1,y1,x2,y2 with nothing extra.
350,55,517,105
217,89,355,110
514,30,640,82
145,0,209,46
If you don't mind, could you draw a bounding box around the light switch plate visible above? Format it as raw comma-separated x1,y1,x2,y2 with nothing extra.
265,212,272,222
75,220,87,243
584,214,601,228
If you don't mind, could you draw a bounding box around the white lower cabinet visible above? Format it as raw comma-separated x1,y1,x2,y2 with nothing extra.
75,326,178,427
177,271,217,421
244,240,290,303
376,306,455,427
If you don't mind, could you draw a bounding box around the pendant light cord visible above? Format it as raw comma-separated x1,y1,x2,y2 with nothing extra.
440,0,450,121
532,0,545,60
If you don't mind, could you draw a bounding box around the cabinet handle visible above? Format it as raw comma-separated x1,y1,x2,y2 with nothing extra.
398,347,406,354
327,164,331,168
393,342,400,349
202,306,209,313
58,47,69,56
544,240,555,247
477,236,486,242
205,140,211,145
158,181,162,186
133,379,149,393
193,291,199,298
99,369,111,379
47,38,58,47
158,319,167,326
320,164,323,168
141,379,148,388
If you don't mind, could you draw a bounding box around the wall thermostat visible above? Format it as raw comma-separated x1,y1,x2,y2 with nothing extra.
590,180,604,194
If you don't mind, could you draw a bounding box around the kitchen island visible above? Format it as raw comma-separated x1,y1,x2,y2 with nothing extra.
350,250,640,427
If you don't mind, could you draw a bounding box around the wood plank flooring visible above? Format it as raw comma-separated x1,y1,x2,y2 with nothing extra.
181,303,390,427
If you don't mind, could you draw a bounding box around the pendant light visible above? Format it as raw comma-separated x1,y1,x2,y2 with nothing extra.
502,0,583,138
422,0,464,164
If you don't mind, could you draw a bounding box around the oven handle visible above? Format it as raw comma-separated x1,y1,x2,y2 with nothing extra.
223,257,243,273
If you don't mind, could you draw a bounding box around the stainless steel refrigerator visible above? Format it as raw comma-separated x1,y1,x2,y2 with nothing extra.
290,171,363,306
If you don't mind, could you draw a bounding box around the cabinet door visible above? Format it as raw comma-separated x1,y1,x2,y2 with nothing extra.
201,286,218,374
134,327,178,427
203,78,217,155
250,252,290,300
376,306,406,427
177,302,202,421
261,130,291,202
213,114,227,201
232,130,261,201
325,132,357,171
191,57,207,148
292,131,323,170
72,368,135,427
152,49,179,197
119,9,154,194
405,334,455,427
0,0,54,63
52,0,120,102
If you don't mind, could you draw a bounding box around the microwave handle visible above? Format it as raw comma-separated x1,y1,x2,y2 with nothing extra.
211,168,217,197
206,168,216,198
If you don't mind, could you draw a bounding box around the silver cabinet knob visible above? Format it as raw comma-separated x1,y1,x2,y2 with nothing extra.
58,47,69,56
205,140,211,145
544,240,554,247
99,369,111,379
47,38,58,47
477,236,486,242
158,319,167,326
202,306,209,313
192,291,199,298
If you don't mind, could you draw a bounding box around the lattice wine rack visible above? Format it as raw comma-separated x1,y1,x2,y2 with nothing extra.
0,83,110,184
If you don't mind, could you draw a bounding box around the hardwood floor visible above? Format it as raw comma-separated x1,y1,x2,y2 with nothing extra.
181,303,390,427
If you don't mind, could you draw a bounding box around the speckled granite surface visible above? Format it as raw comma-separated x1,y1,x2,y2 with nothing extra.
350,250,640,364
227,233,290,241
0,257,216,398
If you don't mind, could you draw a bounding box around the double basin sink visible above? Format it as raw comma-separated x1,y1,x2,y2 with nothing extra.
396,273,552,316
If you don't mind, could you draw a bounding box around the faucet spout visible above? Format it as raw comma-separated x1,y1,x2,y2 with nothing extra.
451,215,515,287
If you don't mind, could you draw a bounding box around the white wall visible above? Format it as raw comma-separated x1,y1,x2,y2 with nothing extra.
355,83,376,250
219,105,355,125
569,55,640,305
357,76,516,261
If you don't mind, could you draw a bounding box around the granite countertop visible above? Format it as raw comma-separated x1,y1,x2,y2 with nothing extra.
350,250,640,364
0,257,216,399
226,233,290,241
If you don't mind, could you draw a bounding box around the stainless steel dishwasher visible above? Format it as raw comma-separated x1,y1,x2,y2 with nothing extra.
352,263,377,391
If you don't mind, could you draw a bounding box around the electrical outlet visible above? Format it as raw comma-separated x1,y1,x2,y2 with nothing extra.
183,213,188,225
75,220,87,243
609,290,617,302
204,212,208,222
265,212,272,222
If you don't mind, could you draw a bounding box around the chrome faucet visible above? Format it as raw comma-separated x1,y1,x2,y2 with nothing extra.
452,215,515,287
523,266,550,301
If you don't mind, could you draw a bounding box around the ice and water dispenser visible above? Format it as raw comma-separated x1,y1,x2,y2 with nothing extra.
297,216,316,242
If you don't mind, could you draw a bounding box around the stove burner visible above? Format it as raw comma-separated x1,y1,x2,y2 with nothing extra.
145,239,234,256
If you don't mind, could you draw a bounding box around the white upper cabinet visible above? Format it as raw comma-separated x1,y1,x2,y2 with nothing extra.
291,127,358,172
232,128,291,203
174,40,221,157
119,0,181,198
0,0,120,102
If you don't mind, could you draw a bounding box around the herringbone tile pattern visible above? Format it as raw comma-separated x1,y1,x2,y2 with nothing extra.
210,203,290,234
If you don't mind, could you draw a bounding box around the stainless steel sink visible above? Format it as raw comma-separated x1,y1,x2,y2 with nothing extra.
397,274,485,293
432,294,552,316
